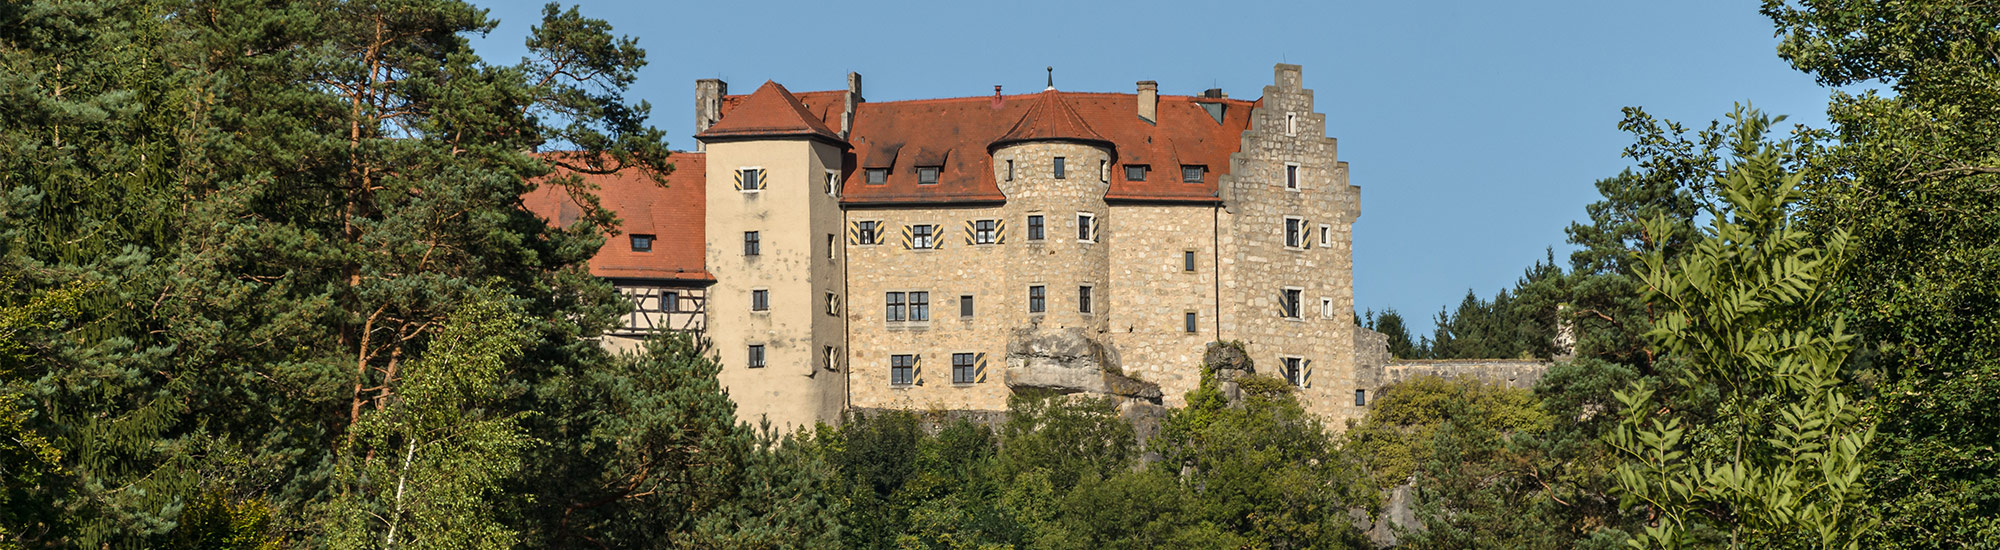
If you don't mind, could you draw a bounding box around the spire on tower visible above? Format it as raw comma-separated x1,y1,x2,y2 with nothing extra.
1045,66,1054,91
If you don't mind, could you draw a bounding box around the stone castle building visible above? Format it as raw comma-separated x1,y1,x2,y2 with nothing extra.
525,64,1379,430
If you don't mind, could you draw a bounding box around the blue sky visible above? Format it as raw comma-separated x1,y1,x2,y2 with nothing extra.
471,0,1840,338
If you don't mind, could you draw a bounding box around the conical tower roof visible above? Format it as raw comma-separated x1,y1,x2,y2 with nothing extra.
989,89,1111,150
697,80,844,142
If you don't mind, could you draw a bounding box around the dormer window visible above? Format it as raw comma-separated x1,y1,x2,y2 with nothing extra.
917,166,941,185
1125,164,1148,181
630,234,654,252
1181,165,1206,183
866,168,888,185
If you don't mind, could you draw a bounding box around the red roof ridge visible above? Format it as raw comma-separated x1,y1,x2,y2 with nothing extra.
698,80,843,142
990,89,1111,149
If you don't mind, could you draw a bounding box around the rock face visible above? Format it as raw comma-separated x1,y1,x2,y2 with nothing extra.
1004,327,1163,404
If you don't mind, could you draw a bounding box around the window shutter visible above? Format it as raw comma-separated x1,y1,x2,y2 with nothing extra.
901,224,913,249
1302,219,1312,249
1302,358,1314,388
994,219,1007,244
913,354,923,385
975,352,988,383
964,220,976,245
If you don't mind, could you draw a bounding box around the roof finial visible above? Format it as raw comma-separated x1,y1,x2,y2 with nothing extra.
1045,66,1055,91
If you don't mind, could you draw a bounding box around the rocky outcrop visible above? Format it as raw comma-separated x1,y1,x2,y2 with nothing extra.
1004,327,1162,404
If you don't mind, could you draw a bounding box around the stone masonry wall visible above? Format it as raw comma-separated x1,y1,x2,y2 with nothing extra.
1106,204,1220,407
1382,359,1550,390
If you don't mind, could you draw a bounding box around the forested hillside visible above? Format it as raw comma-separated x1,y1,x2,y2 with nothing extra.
3,0,1996,548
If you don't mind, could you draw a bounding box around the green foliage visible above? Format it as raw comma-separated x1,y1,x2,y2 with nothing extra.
1764,2,2000,545
1607,107,1876,549
167,490,280,550
1343,376,1548,491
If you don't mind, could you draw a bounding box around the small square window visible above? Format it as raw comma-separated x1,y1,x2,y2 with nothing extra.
825,169,841,197
1356,389,1368,407
974,219,997,244
1181,165,1206,183
1099,160,1108,183
1078,286,1093,314
857,221,881,245
1126,164,1148,181
630,234,654,252
1006,159,1015,182
1286,113,1298,136
911,224,937,249
748,344,766,368
909,291,930,322
1185,311,1198,333
1283,357,1303,386
952,352,976,384
1077,213,1095,242
1321,297,1335,319
1281,288,1302,319
1284,218,1304,249
740,168,763,191
1028,285,1045,313
1027,215,1045,241
1183,250,1196,272
886,291,906,322
663,291,680,313
1053,157,1066,179
1319,224,1332,248
866,168,888,185
890,354,916,385
960,295,974,318
1286,164,1300,190
750,289,768,312
917,166,941,185
744,231,761,256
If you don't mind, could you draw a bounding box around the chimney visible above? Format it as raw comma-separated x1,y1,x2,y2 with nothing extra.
695,78,727,151
1202,88,1226,99
842,72,863,138
992,85,1004,109
1136,81,1158,124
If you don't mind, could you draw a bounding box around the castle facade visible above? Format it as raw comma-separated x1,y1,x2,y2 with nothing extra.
525,64,1374,430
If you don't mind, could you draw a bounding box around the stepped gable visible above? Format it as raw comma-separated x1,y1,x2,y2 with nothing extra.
697,81,844,142
837,89,1255,205
521,153,712,282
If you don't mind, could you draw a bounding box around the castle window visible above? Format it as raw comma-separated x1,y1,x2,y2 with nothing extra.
866,168,888,185
748,344,766,368
744,231,761,256
828,234,837,259
1181,165,1206,183
825,169,841,197
825,346,839,372
890,354,916,386
1281,288,1303,319
750,289,769,312
1321,297,1334,319
630,234,654,252
1053,157,1066,179
908,291,930,321
1076,212,1096,243
1284,217,1304,249
857,221,881,245
1028,285,1045,313
1319,224,1331,247
974,219,998,244
960,295,974,318
886,292,906,322
1027,215,1045,241
917,166,941,185
739,168,764,191
1285,163,1300,190
1282,357,1303,386
1355,389,1368,407
911,224,937,249
1078,285,1093,314
663,291,680,313
827,292,840,315
1006,159,1014,182
1126,164,1148,181
1183,250,1196,272
1286,113,1298,136
1185,311,1198,333
952,353,976,384
1099,160,1108,183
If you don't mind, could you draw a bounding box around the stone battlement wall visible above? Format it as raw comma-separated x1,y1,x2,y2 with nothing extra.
1381,359,1549,390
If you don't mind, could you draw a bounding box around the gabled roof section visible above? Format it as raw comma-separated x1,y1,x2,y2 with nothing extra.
522,153,713,283
990,89,1111,149
697,81,844,143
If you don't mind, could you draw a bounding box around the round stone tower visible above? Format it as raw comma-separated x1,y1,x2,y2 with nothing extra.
990,89,1116,343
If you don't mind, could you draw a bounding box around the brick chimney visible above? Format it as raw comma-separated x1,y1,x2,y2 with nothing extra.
1137,80,1157,124
695,78,727,151
992,85,1004,109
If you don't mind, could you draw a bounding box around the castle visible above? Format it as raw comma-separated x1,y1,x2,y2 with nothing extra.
524,64,1384,430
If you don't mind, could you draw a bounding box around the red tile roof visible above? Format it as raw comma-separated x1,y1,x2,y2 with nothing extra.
991,89,1111,149
697,81,843,143
832,90,1255,205
522,153,713,283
